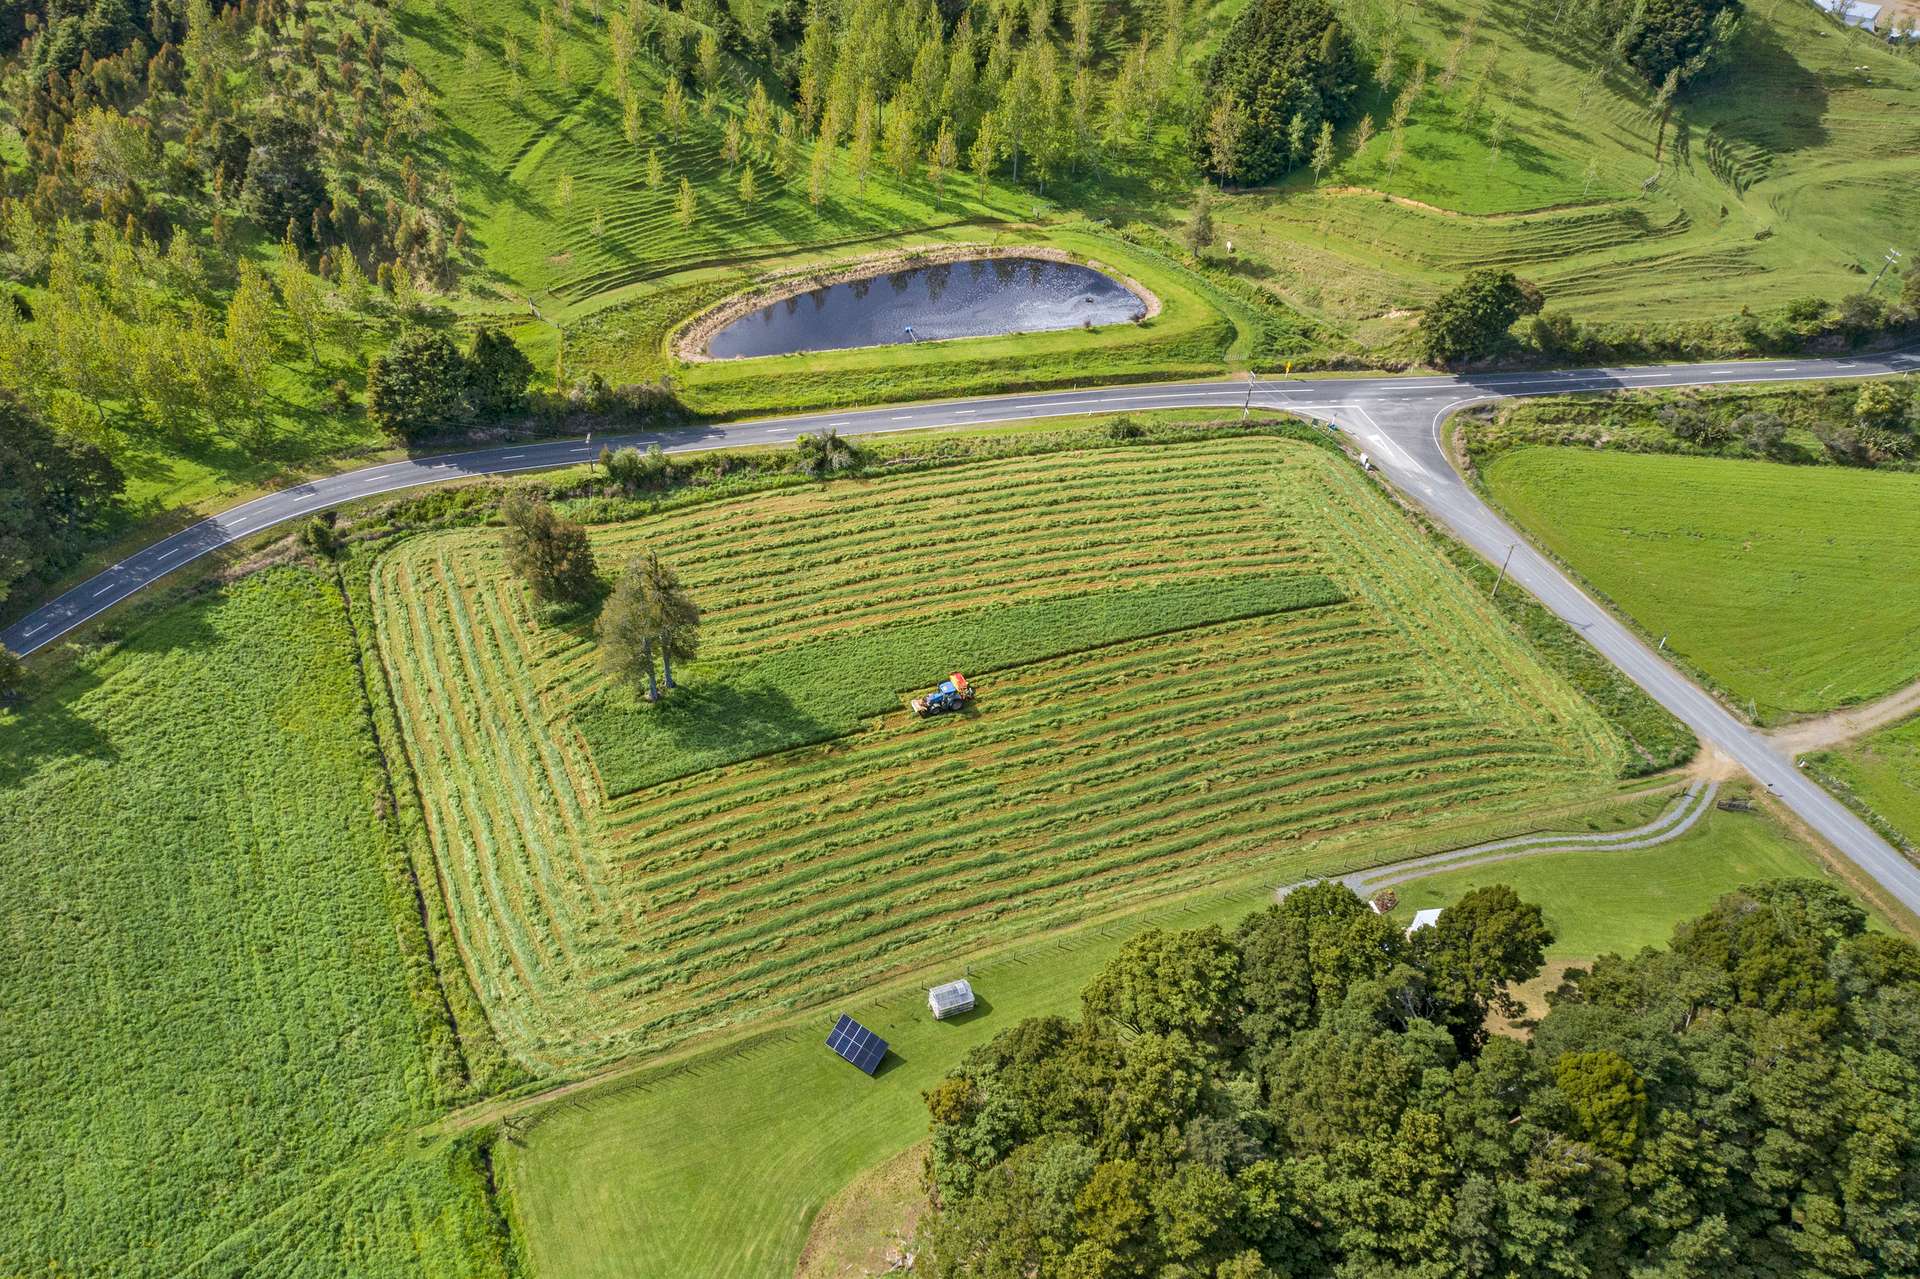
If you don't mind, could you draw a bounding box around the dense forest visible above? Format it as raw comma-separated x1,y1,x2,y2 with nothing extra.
917,880,1920,1277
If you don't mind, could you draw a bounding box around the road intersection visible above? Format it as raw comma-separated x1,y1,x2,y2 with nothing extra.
6,348,1918,914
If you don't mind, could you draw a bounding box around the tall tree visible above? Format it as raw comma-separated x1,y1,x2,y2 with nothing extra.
500,489,599,605
1420,269,1545,365
597,550,700,699
366,328,468,438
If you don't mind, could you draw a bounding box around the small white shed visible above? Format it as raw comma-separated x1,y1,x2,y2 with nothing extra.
929,979,975,1020
1406,908,1444,937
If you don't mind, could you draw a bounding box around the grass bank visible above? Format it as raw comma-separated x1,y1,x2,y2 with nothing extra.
1479,446,1920,723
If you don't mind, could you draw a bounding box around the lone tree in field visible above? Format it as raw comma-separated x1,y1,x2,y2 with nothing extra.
1420,269,1544,366
1185,186,1216,255
598,551,701,701
500,490,600,605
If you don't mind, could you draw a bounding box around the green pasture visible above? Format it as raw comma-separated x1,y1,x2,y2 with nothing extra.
1804,714,1920,854
1215,0,1920,343
1481,446,1920,721
0,570,511,1277
1389,791,1880,958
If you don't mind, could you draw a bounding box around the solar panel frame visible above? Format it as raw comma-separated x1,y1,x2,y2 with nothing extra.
826,1014,889,1075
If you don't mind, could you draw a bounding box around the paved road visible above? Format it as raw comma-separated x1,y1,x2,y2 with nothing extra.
7,349,1919,914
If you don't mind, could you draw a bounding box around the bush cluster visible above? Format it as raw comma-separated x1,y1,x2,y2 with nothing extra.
366,325,534,440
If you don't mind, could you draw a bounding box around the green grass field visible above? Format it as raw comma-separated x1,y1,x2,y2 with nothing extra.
1804,714,1920,854
0,570,513,1278
1389,792,1874,958
1215,0,1920,347
366,434,1632,1073
1481,446,1920,722
494,789,1866,1279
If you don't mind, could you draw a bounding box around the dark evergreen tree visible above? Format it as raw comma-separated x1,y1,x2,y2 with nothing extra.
0,393,125,611
239,108,327,246
366,328,468,439
1618,0,1743,90
1421,269,1545,365
499,490,600,606
465,326,534,418
1194,0,1357,185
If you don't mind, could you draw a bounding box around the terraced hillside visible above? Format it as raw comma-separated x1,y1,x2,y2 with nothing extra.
370,438,1627,1072
1219,0,1920,341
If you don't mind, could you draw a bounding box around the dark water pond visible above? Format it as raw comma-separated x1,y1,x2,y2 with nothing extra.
704,257,1145,359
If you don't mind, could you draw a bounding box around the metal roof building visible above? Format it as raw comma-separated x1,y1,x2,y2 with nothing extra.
928,979,975,1020
1814,0,1882,29
1406,907,1444,936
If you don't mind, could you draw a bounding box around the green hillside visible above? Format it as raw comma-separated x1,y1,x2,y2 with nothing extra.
1217,0,1920,345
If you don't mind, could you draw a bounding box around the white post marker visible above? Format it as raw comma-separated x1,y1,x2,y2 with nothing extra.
1359,451,1372,471
1243,369,1255,419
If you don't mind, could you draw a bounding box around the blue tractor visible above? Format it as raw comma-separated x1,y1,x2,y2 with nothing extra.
912,673,974,717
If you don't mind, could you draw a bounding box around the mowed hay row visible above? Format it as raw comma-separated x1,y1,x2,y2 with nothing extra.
581,442,1329,662
370,439,1621,1071
582,611,1579,1006
371,542,626,1061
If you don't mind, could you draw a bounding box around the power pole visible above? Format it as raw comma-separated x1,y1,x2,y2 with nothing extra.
1490,544,1516,601
1868,247,1903,294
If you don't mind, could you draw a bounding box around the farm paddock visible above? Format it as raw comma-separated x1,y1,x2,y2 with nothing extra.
369,435,1634,1074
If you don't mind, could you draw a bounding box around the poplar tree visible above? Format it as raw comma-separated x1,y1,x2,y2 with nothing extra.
928,118,958,200
970,113,999,196
1311,119,1335,184
675,177,696,227
808,128,834,204
851,95,877,191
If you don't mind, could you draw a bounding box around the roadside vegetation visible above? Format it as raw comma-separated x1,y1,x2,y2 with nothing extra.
0,569,514,1277
1466,382,1920,722
1803,715,1920,856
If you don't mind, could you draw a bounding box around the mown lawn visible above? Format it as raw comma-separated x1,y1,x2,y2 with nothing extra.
1389,794,1876,959
1482,446,1920,722
1804,714,1920,855
0,570,512,1278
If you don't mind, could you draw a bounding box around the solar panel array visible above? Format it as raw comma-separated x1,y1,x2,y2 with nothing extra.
826,1014,888,1075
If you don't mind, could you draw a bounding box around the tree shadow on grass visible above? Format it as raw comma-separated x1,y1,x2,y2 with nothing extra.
581,676,846,799
0,663,115,790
